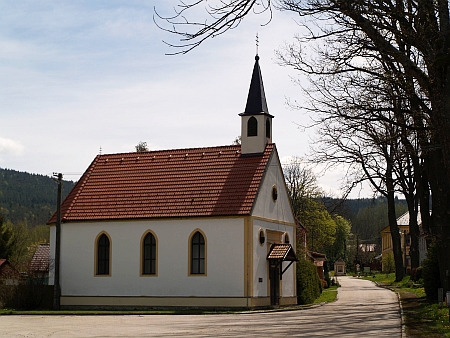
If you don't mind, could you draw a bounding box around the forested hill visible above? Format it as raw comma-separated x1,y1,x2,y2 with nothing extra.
323,196,408,241
0,168,75,227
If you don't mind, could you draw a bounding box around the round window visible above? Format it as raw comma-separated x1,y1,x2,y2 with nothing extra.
259,230,265,245
272,185,278,201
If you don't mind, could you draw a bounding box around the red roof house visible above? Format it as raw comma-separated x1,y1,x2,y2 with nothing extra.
30,244,50,283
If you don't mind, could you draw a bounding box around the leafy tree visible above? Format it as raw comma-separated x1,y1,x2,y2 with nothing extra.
135,141,149,152
302,199,337,253
2,221,49,271
0,217,13,259
326,215,351,264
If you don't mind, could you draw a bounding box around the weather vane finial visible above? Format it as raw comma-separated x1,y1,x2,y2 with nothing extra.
256,33,259,56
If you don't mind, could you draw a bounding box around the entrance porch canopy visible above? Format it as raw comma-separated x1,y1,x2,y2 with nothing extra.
266,243,298,279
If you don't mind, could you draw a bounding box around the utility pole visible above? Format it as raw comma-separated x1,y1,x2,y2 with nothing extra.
53,173,62,310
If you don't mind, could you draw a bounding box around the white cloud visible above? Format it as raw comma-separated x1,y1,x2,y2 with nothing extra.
0,137,24,155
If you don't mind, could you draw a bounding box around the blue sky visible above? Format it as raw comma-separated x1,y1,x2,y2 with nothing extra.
1,1,367,197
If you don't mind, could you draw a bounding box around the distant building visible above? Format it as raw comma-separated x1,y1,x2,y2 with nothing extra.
380,210,428,272
48,55,298,309
30,243,50,284
308,251,327,280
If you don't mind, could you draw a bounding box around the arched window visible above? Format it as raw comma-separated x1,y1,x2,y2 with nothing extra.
96,233,110,275
142,232,157,275
247,116,257,137
266,118,271,138
190,231,205,275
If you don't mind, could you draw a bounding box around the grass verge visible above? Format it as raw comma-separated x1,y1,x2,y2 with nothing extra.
364,272,450,337
314,285,339,304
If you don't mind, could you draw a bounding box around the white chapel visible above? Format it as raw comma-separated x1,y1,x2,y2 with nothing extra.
48,55,298,309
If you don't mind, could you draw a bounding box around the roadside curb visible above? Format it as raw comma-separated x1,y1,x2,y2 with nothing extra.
375,282,406,338
240,302,327,314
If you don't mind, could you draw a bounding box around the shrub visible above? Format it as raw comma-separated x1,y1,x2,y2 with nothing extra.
0,273,52,310
411,266,423,282
324,273,331,289
382,253,395,273
297,257,321,305
422,241,441,301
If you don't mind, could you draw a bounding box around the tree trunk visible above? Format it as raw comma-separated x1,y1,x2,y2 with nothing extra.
427,145,450,292
386,163,405,282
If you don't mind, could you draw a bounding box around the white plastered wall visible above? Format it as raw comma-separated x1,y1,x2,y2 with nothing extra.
251,146,296,297
252,147,295,224
57,218,245,297
252,220,295,297
240,114,271,155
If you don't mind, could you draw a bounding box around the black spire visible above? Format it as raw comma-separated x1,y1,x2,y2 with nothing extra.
244,55,270,115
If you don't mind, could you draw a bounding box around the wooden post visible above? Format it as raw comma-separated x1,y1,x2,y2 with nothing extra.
53,173,62,310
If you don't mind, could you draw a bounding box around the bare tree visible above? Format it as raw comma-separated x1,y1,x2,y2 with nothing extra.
156,0,450,289
135,141,149,152
283,157,321,218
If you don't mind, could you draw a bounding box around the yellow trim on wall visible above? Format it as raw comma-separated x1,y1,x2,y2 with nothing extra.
243,216,254,299
60,296,277,308
139,230,158,277
279,296,297,306
188,228,207,276
60,295,296,308
94,231,112,277
251,216,295,227
266,229,283,244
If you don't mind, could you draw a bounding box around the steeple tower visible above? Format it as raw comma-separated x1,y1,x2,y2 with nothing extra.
239,55,274,155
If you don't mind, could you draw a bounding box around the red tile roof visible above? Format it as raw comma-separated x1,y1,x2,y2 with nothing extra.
48,144,274,223
30,243,50,273
267,244,298,261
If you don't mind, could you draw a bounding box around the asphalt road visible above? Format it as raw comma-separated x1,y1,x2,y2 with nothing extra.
0,276,402,337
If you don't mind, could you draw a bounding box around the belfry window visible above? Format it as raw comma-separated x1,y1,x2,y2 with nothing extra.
247,116,257,137
266,118,270,138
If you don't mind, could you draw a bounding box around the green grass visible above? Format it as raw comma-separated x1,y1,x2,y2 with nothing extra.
365,273,426,297
314,286,338,304
364,272,450,337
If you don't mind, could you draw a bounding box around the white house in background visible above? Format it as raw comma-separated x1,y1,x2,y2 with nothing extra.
48,55,298,309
